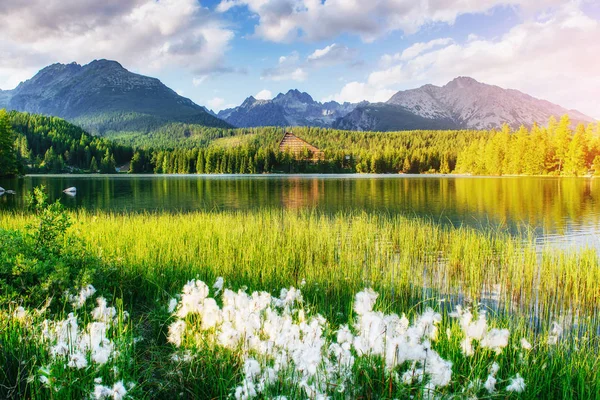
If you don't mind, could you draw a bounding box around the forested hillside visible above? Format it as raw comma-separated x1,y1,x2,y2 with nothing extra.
1,109,599,177
0,110,132,175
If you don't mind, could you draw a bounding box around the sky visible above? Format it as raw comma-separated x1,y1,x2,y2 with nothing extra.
0,0,599,118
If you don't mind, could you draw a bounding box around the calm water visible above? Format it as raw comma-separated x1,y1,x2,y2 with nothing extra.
1,174,600,248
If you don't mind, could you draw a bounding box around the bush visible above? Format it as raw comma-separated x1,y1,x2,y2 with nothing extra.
0,186,102,307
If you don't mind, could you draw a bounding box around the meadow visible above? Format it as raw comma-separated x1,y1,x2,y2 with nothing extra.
1,189,599,399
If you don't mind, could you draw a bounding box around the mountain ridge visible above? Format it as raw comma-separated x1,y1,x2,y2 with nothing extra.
0,59,231,134
217,89,359,128
1,61,595,134
360,76,595,131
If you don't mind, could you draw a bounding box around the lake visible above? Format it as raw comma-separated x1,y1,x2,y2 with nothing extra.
1,174,600,248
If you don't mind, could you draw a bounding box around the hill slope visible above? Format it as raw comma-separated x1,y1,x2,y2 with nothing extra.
335,77,595,131
0,60,231,134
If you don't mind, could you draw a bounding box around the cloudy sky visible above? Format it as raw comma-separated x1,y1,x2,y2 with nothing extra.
1,0,599,117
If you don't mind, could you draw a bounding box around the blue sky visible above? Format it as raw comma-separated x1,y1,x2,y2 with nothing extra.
1,0,599,117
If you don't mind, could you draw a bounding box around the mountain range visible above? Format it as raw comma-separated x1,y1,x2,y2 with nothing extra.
0,60,595,135
217,90,360,128
0,60,230,134
334,77,594,131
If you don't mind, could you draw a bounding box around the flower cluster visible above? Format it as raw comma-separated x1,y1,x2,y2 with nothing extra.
351,288,452,390
449,306,510,356
168,280,504,399
37,285,134,399
42,298,117,369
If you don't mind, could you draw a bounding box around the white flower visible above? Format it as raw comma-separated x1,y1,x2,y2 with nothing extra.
91,297,117,323
167,298,178,313
111,381,127,400
484,374,497,393
94,384,112,399
213,277,224,295
481,328,510,354
93,381,128,400
353,288,378,316
520,337,532,350
168,320,186,347
489,362,500,376
177,280,210,317
336,325,353,344
69,284,96,309
244,359,261,378
68,352,88,369
506,373,526,393
547,322,562,345
13,306,27,320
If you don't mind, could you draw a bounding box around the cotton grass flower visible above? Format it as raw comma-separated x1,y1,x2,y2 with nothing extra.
40,294,121,382
166,282,529,399
547,321,563,345
506,373,526,393
69,284,96,309
67,351,88,369
520,337,532,350
167,298,178,313
213,277,224,295
484,374,497,393
93,380,128,400
168,320,186,347
450,306,509,356
13,306,27,320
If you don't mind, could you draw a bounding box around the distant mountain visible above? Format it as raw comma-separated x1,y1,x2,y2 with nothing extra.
334,77,595,131
218,89,359,128
0,60,231,134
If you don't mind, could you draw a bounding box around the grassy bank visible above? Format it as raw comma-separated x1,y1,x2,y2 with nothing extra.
1,201,599,399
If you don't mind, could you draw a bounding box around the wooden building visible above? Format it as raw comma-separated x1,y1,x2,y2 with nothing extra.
278,132,324,161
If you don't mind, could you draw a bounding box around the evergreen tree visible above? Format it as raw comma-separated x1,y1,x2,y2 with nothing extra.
564,124,588,176
90,156,99,173
553,115,572,174
130,151,143,173
0,109,18,176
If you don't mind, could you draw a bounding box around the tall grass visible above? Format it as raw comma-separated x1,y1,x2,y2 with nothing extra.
2,210,597,319
1,209,599,398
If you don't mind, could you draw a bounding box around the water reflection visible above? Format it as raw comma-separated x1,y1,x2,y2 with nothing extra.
1,174,599,247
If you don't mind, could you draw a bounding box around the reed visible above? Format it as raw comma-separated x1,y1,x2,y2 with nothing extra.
0,209,599,399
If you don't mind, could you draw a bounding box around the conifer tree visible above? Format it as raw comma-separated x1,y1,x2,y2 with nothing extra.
0,109,18,176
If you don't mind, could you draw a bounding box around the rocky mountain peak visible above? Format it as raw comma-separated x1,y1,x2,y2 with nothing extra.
445,76,480,89
336,77,595,131
2,59,231,132
274,89,315,104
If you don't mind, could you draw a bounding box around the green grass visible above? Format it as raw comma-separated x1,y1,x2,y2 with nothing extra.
1,209,599,399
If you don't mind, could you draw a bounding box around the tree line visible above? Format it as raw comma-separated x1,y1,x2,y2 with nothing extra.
455,116,600,176
0,110,133,176
1,109,599,177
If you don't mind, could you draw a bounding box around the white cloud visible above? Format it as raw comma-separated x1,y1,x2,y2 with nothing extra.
326,2,600,118
216,0,565,43
322,81,395,104
262,51,307,81
255,89,273,100
207,97,226,111
279,51,300,65
397,38,453,62
192,76,208,86
307,43,357,67
0,0,235,89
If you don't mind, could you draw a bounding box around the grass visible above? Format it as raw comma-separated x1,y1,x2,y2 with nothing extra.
1,207,599,399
